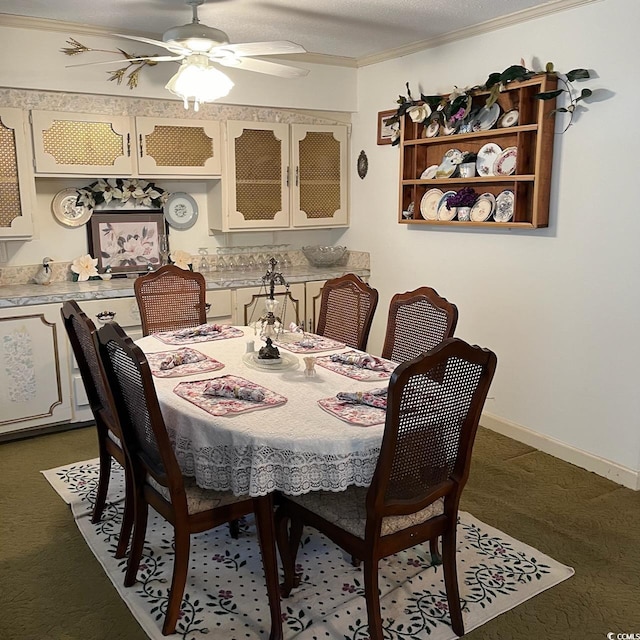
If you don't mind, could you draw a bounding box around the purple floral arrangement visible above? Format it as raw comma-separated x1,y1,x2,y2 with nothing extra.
446,187,479,210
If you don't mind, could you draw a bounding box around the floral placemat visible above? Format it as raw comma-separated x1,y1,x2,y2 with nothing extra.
154,324,244,345
274,334,345,354
173,375,287,416
318,396,386,426
315,350,397,381
146,348,224,378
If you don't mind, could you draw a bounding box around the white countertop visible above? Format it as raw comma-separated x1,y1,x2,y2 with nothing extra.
0,266,370,309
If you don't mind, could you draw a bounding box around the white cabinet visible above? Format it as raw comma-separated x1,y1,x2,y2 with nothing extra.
30,111,222,177
304,280,326,333
210,121,348,232
0,108,35,239
0,304,72,436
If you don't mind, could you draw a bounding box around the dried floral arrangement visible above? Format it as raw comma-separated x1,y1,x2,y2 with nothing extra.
384,60,597,142
446,188,479,210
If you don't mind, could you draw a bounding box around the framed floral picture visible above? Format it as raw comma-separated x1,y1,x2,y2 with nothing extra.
87,211,167,274
377,109,399,145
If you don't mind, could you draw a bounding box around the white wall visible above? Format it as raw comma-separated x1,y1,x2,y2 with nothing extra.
345,0,640,476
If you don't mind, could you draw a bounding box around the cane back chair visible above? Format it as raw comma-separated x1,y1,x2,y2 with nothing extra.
276,337,497,639
382,286,459,363
134,264,207,336
315,273,379,351
95,321,282,638
60,300,133,559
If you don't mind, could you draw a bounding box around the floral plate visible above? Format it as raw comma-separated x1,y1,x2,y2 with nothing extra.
420,164,439,179
419,188,444,220
424,120,440,138
437,190,457,221
476,143,503,177
494,190,515,222
470,104,501,131
498,109,519,128
469,193,497,222
51,188,92,228
493,147,518,176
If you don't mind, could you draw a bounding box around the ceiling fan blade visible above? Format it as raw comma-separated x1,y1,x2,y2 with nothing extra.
114,33,190,55
217,57,309,78
213,41,306,58
66,55,183,68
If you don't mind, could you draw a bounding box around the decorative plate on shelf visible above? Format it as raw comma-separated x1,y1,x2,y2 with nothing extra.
498,109,519,128
420,164,439,179
470,104,501,132
493,146,518,176
441,120,459,136
494,190,515,222
435,159,458,179
420,188,444,220
424,120,440,138
476,143,503,177
444,148,464,164
469,193,497,222
51,188,92,227
164,192,198,230
437,190,457,221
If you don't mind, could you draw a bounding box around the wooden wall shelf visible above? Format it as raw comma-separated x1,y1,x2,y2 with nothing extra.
398,75,557,229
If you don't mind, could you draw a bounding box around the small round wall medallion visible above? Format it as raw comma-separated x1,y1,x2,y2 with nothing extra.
357,150,368,179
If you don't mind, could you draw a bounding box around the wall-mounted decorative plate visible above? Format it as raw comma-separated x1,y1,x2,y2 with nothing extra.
51,188,92,227
357,150,368,179
164,192,198,230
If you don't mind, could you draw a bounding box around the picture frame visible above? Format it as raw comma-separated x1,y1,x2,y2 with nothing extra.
87,211,167,274
377,109,399,145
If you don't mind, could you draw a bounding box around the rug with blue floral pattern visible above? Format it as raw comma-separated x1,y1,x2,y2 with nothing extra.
43,459,573,640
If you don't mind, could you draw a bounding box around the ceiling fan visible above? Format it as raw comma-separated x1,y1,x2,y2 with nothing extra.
66,0,309,109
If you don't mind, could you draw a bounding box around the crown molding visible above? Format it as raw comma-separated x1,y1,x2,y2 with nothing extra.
356,0,603,67
0,0,602,70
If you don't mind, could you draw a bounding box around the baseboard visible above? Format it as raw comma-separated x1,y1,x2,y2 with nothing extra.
481,412,640,491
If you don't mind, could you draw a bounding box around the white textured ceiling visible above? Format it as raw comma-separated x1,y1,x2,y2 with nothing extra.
0,0,586,61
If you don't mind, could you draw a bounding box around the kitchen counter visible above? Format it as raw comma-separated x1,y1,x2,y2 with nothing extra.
0,266,370,309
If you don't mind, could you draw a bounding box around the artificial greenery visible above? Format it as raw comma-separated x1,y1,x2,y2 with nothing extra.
385,61,595,143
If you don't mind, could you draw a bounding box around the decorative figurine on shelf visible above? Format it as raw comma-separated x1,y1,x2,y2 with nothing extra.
32,257,53,285
100,265,113,281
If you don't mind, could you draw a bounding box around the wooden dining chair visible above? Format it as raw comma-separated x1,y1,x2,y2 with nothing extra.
60,300,133,559
134,264,207,336
276,337,497,639
95,321,282,638
315,273,379,351
381,286,459,362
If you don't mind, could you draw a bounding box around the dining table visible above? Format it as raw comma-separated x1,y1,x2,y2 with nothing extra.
135,324,399,639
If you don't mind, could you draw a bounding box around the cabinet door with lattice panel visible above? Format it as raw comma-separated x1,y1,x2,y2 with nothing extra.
0,108,34,239
136,117,222,176
291,124,348,228
30,110,134,175
225,121,290,229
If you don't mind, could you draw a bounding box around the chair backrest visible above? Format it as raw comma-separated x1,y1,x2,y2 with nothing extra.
60,300,118,433
134,264,207,336
368,337,496,518
315,274,379,351
381,287,459,362
96,321,185,502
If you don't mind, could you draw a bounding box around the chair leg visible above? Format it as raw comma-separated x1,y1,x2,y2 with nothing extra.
124,495,148,588
275,507,303,597
442,524,464,637
429,536,442,566
363,558,384,640
92,446,112,523
115,463,134,559
228,518,240,539
162,526,190,636
253,495,283,640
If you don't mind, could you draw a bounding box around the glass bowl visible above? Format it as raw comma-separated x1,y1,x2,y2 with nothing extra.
302,245,348,267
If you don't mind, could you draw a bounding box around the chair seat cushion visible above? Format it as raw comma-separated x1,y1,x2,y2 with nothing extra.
288,487,444,539
148,475,248,515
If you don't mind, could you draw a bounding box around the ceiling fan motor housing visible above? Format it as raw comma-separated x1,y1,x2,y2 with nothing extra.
163,23,230,52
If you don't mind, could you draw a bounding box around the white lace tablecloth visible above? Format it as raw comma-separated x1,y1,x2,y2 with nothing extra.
137,330,394,497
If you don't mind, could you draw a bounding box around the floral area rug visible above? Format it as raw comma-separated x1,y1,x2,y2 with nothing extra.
42,460,573,640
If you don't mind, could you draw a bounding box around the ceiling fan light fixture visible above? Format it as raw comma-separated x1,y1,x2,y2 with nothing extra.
165,54,234,111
